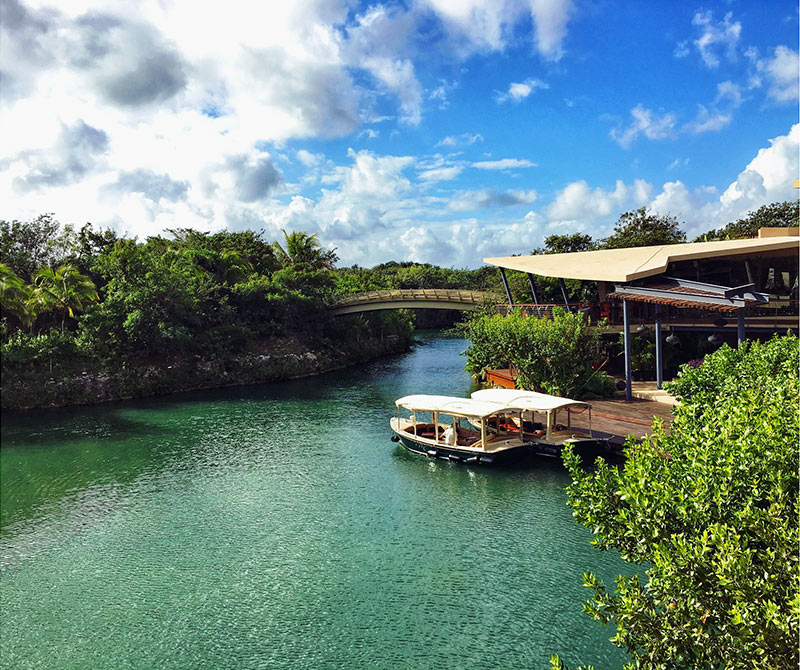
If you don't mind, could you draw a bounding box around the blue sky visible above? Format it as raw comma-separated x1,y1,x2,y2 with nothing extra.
1,0,797,267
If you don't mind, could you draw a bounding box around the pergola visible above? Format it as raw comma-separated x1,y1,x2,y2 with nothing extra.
484,229,799,401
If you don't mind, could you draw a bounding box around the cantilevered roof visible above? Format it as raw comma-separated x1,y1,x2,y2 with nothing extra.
484,236,800,283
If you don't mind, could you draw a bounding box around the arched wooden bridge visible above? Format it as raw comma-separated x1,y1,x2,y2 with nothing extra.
328,289,503,316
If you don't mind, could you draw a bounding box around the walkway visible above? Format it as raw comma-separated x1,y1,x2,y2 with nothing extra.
328,289,502,316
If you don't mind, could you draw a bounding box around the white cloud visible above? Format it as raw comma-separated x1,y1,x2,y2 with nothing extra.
436,133,484,148
691,10,741,68
421,0,574,60
610,105,677,148
756,46,799,103
472,158,537,170
418,165,464,183
528,0,574,61
647,124,800,238
546,179,652,226
683,105,732,135
497,79,548,103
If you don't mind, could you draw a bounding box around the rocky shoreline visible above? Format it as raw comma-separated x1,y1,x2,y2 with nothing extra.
1,334,409,411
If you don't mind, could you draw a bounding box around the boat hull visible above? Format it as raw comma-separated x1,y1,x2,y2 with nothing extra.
395,433,526,465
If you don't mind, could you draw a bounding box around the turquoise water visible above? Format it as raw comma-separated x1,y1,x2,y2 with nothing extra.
1,333,630,669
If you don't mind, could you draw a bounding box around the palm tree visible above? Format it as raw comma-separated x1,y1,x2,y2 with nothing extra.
33,264,99,331
0,262,35,328
274,230,337,270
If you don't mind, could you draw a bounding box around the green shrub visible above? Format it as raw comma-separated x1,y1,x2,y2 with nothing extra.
1,329,92,374
557,335,799,669
461,307,609,398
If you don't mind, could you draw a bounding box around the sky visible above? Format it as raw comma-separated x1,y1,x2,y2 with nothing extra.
1,0,798,268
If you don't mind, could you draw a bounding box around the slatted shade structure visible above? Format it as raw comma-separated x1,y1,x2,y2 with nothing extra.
607,277,769,313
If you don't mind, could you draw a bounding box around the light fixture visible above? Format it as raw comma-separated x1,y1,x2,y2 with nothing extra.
666,330,680,346
708,333,722,346
636,323,650,334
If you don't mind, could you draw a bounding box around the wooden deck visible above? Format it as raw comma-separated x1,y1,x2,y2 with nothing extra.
482,370,675,449
570,397,674,448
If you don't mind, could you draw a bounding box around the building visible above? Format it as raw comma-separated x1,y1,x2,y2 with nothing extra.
484,228,799,400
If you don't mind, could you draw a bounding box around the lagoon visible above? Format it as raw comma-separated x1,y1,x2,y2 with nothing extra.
1,333,630,669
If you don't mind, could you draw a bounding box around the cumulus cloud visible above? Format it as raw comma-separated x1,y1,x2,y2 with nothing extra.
646,124,799,238
421,0,574,60
528,0,575,61
11,120,109,192
756,46,799,103
67,13,188,107
610,105,677,148
546,179,652,226
227,154,284,203
101,169,189,202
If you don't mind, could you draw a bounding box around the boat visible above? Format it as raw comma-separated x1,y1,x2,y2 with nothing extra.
389,394,530,465
470,388,610,458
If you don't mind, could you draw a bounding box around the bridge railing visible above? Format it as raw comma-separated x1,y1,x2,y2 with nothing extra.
332,289,502,306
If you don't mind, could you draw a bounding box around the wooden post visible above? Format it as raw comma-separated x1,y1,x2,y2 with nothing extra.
655,304,663,390
526,273,539,305
499,268,513,306
737,309,745,347
623,299,632,401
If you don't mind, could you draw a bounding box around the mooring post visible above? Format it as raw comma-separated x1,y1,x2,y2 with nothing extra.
558,278,571,312
499,268,513,306
737,308,745,347
623,299,632,401
655,304,663,390
526,273,539,305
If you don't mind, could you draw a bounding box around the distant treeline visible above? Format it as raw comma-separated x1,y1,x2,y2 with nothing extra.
0,200,795,405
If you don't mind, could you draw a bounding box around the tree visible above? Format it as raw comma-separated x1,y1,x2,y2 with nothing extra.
694,201,799,241
0,262,34,329
32,264,99,332
537,233,595,255
0,214,78,281
556,336,799,669
601,208,685,249
274,230,338,270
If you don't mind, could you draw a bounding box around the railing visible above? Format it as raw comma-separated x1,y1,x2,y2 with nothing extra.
332,289,502,307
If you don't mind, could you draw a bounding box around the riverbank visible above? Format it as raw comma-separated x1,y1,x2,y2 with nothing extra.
0,332,410,410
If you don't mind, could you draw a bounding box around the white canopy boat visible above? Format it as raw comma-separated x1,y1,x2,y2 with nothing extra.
470,388,608,457
389,394,529,465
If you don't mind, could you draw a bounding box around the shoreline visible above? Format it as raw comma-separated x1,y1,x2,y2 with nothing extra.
1,333,411,411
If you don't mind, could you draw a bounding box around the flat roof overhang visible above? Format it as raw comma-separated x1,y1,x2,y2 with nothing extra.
483,236,800,283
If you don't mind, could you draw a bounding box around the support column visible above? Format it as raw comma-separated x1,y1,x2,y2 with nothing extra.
655,304,663,390
559,278,571,312
737,309,745,347
623,299,632,401
526,273,539,305
499,268,513,306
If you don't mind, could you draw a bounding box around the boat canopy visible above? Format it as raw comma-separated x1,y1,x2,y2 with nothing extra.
471,388,590,413
395,394,514,419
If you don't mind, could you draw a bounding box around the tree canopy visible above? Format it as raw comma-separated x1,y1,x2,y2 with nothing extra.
600,207,686,249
